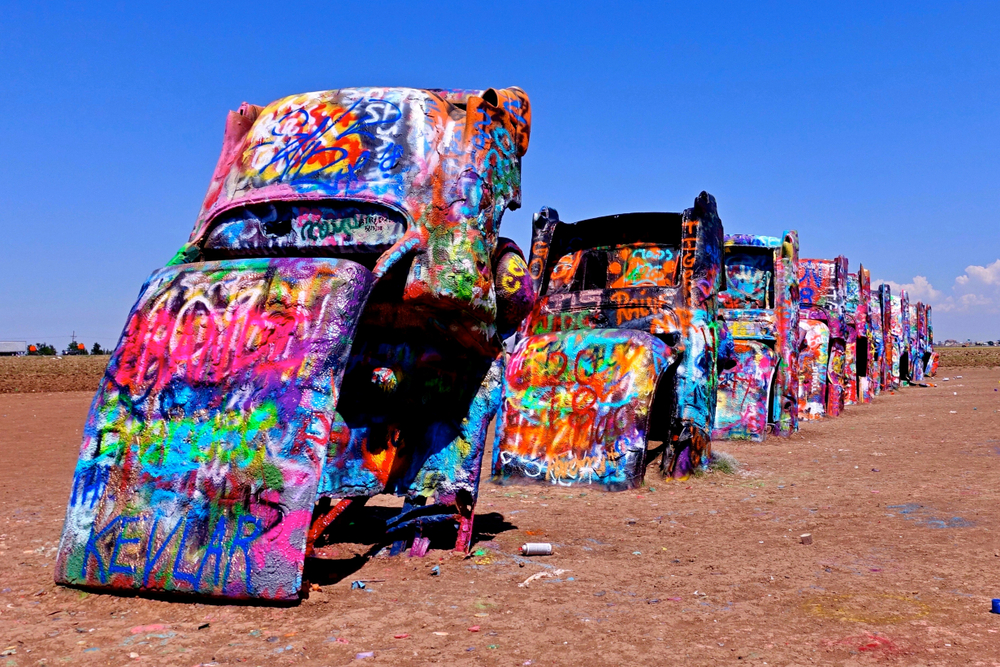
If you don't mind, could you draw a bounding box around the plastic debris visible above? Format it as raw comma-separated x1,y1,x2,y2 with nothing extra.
351,581,366,590
355,651,375,659
430,565,440,576
468,625,480,632
800,533,813,545
992,599,1000,614
394,634,410,639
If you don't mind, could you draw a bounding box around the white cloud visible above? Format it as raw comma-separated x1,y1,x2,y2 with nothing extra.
936,292,996,313
954,259,1000,287
880,275,941,302
873,270,998,314
929,259,1000,313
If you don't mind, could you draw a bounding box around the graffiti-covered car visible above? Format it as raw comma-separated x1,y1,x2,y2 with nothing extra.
55,86,534,601
907,302,922,382
797,256,848,419
493,193,727,490
844,266,874,405
712,232,799,441
923,304,938,376
886,290,909,387
867,281,886,396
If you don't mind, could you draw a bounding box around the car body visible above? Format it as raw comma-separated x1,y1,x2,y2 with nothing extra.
877,284,895,390
844,266,874,404
712,231,799,441
56,86,534,601
867,284,886,396
493,193,727,490
797,256,849,419
886,291,908,387
923,304,938,376
907,302,922,382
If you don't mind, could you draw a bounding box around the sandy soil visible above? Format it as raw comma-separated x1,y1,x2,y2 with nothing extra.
2,370,1000,666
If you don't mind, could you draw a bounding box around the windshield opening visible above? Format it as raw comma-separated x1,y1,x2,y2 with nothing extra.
546,243,680,294
201,200,407,261
720,246,774,309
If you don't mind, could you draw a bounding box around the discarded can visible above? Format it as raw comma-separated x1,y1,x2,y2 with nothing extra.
992,599,1000,614
800,533,813,545
521,543,553,556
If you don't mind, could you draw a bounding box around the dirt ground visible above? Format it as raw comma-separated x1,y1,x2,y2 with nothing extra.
1,346,995,396
2,369,1000,666
937,346,1000,369
0,357,109,394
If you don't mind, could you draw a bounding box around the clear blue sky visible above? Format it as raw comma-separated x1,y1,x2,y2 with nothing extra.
3,1,999,347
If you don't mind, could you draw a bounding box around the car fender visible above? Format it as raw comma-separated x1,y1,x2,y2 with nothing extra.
493,328,679,490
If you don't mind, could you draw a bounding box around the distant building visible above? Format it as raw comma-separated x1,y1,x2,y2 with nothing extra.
0,341,28,356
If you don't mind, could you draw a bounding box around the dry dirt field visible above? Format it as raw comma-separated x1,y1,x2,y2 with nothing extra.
0,357,109,394
1,347,995,395
937,346,1000,369
2,367,1000,666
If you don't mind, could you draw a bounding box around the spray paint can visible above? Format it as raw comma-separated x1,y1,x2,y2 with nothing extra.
520,543,553,556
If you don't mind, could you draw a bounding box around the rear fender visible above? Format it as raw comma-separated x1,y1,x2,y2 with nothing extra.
673,317,721,447
493,329,678,490
797,319,830,419
55,258,373,601
713,340,777,442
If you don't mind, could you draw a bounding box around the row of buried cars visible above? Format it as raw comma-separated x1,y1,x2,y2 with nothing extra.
53,86,936,602
493,208,939,492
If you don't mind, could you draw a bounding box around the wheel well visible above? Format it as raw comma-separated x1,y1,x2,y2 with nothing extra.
646,362,677,444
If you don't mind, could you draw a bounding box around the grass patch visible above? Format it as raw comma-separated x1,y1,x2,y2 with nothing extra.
709,451,740,475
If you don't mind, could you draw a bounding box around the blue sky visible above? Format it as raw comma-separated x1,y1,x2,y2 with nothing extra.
2,1,999,347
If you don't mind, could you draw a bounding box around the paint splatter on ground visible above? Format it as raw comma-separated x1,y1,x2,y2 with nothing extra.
1,369,999,664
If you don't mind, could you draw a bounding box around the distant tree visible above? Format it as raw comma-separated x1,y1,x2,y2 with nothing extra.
91,342,105,355
33,343,57,355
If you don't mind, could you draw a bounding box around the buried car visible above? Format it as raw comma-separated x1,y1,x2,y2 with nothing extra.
876,283,896,390
867,282,886,397
922,304,938,376
712,232,800,441
55,86,535,601
844,266,874,405
886,289,909,387
493,193,727,489
797,256,849,419
908,302,923,382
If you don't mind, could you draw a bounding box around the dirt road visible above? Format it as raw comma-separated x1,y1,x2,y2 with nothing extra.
2,369,999,665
